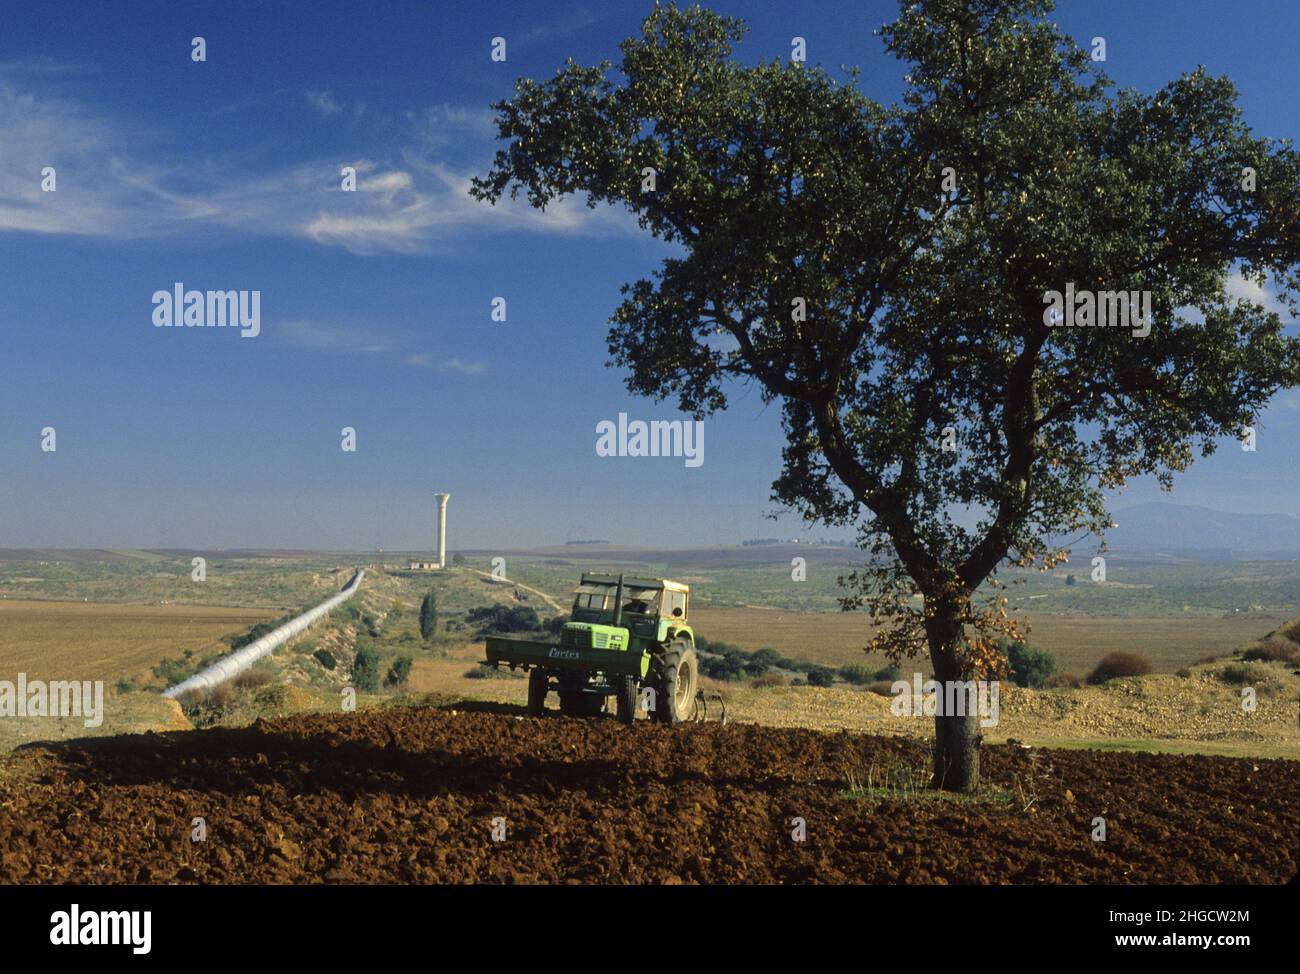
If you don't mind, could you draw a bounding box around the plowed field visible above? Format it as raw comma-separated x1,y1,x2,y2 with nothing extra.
1,706,1295,884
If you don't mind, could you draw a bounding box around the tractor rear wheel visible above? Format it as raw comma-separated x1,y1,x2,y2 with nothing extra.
651,640,698,724
615,675,638,725
526,668,549,716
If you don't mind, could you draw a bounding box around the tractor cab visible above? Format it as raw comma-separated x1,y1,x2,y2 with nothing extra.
562,573,689,647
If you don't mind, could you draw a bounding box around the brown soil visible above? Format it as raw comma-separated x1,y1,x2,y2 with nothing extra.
0,706,1295,884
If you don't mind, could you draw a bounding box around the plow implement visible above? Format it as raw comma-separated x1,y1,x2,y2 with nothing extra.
693,688,727,725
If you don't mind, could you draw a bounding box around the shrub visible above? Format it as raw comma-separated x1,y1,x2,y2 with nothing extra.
806,666,835,688
385,655,413,688
419,590,438,640
150,648,223,688
1087,652,1152,684
176,682,233,718
352,644,381,693
700,652,746,681
1044,672,1083,689
227,617,288,651
839,663,873,685
700,645,772,681
313,648,337,671
1004,640,1057,689
1219,662,1275,687
466,603,542,635
750,673,786,689
115,677,136,694
751,648,785,669
874,664,902,682
464,664,522,680
232,669,273,692
1175,668,1192,679
1242,639,1300,664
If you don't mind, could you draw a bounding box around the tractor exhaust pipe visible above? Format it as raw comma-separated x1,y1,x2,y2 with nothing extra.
612,573,625,627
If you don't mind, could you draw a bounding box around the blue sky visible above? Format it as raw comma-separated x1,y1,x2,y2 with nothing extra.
2,0,1298,551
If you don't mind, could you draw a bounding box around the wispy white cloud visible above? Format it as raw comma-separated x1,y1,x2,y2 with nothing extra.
305,89,366,121
280,320,395,355
517,5,599,46
407,103,498,150
305,90,344,116
0,56,100,78
281,320,486,375
0,86,187,237
0,82,634,253
443,357,487,375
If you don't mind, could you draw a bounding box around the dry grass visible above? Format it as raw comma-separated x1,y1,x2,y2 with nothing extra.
0,599,276,684
0,691,191,752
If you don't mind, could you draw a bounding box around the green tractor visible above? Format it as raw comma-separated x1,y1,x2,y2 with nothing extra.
484,573,723,724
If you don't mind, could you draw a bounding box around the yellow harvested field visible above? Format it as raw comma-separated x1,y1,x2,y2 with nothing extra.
0,600,276,684
690,606,1290,674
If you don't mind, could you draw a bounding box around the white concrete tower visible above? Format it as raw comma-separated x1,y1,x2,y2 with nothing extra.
434,493,451,568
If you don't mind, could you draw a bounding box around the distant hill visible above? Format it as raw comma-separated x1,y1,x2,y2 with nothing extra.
1102,503,1300,559
465,542,861,569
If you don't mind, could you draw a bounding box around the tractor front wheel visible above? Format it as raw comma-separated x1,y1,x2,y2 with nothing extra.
526,668,549,716
615,674,638,725
651,640,698,724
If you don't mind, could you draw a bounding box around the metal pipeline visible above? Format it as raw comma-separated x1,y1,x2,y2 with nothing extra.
161,568,365,699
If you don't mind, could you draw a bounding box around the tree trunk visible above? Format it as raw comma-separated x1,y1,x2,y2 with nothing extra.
932,706,981,793
926,599,981,793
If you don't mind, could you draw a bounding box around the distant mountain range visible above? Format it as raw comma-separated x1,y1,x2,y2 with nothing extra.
4,503,1298,565
1101,503,1300,559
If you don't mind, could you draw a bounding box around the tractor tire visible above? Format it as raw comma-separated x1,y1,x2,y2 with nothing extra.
614,675,638,725
651,639,698,724
526,668,548,716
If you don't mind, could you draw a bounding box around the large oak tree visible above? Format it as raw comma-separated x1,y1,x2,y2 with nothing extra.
473,0,1300,790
